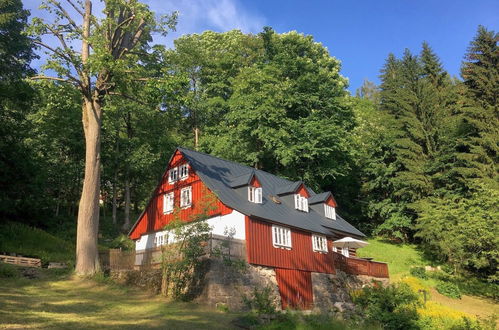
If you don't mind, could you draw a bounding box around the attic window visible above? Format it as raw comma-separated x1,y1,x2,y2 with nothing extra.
325,204,336,220
248,186,262,204
179,164,189,180
294,194,309,212
168,167,178,183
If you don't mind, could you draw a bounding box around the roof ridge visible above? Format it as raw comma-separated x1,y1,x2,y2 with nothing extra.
178,146,298,187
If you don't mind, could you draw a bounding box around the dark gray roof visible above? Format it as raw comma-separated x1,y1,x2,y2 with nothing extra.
308,192,332,205
275,181,304,196
178,147,365,237
228,171,255,188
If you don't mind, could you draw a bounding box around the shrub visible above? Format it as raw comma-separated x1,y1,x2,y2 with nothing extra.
0,263,19,278
410,266,428,279
242,286,277,315
353,282,420,330
436,281,461,299
108,234,135,251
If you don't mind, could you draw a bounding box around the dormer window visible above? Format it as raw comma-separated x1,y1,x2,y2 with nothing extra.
168,167,178,183
325,204,336,220
294,194,309,212
248,186,262,203
179,164,189,180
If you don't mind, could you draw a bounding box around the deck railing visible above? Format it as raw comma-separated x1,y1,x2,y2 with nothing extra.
333,252,389,278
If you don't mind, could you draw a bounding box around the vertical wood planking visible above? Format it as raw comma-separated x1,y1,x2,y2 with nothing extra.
246,216,336,274
275,268,313,310
129,150,232,240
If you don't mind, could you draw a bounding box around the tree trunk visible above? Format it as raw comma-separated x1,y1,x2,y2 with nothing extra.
112,169,117,225
194,127,199,150
75,97,102,275
122,168,130,230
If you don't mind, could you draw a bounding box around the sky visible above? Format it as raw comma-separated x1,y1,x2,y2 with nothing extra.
24,0,499,93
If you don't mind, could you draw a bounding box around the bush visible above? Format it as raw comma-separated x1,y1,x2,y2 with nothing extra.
0,263,19,278
436,281,461,299
242,286,277,315
410,267,428,279
353,282,420,330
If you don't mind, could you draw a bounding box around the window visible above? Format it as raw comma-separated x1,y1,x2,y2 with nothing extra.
180,186,192,208
163,192,174,214
272,225,292,249
324,204,336,220
312,235,328,253
179,164,189,180
294,194,309,212
168,167,178,183
248,186,263,203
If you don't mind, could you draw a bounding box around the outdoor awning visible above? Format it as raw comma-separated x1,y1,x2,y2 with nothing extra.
332,236,369,249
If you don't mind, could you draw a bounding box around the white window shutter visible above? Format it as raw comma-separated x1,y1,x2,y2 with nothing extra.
294,194,300,209
303,198,309,212
256,187,262,203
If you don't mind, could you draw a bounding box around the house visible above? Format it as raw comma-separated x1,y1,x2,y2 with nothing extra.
128,147,388,309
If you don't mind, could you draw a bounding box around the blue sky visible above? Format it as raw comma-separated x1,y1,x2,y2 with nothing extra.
25,0,498,93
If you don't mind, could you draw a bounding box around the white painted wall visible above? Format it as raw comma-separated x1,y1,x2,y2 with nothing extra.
135,210,246,251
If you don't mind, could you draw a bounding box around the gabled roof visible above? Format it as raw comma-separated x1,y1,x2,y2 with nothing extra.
228,171,256,188
275,181,304,196
308,192,332,205
177,147,364,237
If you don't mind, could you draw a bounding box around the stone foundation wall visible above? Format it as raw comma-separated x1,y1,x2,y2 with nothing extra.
312,270,389,313
195,259,281,311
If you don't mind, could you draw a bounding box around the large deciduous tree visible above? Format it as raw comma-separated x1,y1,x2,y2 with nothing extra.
30,0,176,274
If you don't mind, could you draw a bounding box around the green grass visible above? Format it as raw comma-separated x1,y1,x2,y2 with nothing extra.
0,221,75,264
357,238,429,281
0,269,239,329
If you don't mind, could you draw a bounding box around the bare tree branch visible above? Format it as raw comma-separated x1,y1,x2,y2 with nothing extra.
64,0,84,17
31,75,69,82
50,0,81,31
34,40,72,62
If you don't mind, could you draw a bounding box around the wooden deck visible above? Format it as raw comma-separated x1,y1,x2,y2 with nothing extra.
0,254,42,268
333,252,389,278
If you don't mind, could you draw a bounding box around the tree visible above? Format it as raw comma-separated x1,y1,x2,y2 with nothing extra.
452,26,498,192
0,0,38,221
200,29,354,190
30,0,177,274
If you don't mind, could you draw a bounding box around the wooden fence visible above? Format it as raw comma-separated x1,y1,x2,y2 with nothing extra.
333,252,389,278
0,254,41,268
99,235,246,271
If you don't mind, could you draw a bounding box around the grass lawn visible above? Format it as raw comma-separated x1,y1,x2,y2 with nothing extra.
0,269,238,329
358,239,499,322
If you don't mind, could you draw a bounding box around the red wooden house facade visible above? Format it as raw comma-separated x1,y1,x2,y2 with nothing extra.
129,147,388,309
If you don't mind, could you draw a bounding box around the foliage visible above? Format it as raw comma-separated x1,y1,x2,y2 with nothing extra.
108,234,135,251
353,282,421,330
241,286,277,315
0,221,74,264
435,282,462,299
0,262,19,278
256,312,378,330
410,267,428,280
160,191,216,300
415,184,499,281
211,226,247,272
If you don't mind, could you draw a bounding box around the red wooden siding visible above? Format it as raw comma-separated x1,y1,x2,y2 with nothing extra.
333,252,389,278
246,216,336,274
250,175,261,187
275,268,313,310
129,150,232,240
325,195,337,207
296,184,310,198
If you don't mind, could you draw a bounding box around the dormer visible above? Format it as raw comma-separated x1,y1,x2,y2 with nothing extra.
308,192,337,220
276,181,310,212
228,171,262,204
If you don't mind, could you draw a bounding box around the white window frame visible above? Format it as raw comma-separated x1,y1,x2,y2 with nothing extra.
163,192,174,214
324,204,336,220
272,225,292,249
294,194,309,212
179,164,189,180
180,186,192,208
168,167,178,183
312,234,328,253
248,186,263,204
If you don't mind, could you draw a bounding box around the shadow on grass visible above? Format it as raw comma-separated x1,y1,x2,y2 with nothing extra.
0,269,237,330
